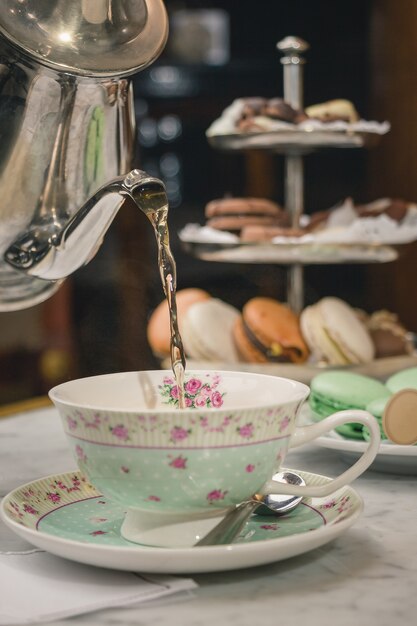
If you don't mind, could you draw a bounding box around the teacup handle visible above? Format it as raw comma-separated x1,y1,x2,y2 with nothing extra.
261,409,380,498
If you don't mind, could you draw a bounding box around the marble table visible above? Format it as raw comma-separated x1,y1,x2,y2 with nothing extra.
1,405,416,626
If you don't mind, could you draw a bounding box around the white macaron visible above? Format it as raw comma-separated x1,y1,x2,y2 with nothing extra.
300,297,375,365
181,298,240,363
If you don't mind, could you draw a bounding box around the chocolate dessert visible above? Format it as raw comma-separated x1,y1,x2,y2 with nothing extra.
205,197,290,234
235,97,307,131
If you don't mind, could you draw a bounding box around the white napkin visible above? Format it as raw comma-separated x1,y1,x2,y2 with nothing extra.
0,550,197,625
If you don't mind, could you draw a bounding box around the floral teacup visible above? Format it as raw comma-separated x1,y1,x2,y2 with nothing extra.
49,370,380,546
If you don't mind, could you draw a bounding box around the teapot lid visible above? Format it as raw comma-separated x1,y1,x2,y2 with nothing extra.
0,0,168,77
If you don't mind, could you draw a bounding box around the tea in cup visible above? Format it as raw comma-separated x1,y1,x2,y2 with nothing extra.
49,370,380,546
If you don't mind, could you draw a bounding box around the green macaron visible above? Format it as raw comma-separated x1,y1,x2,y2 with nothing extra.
310,371,391,440
364,396,390,441
386,367,417,393
366,396,389,419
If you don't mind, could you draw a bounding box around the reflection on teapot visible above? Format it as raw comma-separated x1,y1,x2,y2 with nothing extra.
0,0,168,310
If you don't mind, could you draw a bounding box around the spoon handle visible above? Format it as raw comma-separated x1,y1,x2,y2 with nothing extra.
195,500,257,546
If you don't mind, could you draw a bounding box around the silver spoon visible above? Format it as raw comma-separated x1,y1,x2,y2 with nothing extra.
195,470,305,546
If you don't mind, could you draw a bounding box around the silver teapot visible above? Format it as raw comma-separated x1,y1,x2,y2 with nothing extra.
0,0,168,310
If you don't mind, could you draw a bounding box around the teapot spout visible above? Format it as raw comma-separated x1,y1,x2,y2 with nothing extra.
4,170,167,281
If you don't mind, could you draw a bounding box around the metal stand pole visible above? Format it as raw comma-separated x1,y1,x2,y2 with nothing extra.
277,36,309,313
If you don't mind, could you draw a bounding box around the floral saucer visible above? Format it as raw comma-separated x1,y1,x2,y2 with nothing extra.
0,469,363,574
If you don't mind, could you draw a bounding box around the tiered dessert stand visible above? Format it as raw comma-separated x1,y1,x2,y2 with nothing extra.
182,37,395,313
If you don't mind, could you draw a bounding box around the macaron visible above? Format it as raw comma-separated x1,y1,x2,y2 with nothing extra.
180,298,240,363
310,371,391,440
147,288,211,358
366,395,390,420
385,367,417,393
365,396,390,441
382,389,417,445
233,297,309,364
363,310,414,358
205,197,288,234
300,297,375,365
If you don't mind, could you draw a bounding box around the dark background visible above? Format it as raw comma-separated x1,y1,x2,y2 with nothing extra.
1,0,416,404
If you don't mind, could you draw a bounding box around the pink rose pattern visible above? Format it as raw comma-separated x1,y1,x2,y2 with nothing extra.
61,375,299,449
199,414,232,434
237,423,254,439
47,492,61,504
66,415,78,431
75,445,87,463
6,474,90,525
319,495,352,515
260,523,279,531
170,426,191,442
168,454,188,469
5,470,356,541
207,489,228,503
279,415,291,433
159,375,225,409
109,424,129,441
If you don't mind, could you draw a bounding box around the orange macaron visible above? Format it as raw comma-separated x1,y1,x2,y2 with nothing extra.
233,297,309,364
147,288,211,358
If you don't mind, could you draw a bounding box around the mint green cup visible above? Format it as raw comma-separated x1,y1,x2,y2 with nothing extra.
49,370,380,545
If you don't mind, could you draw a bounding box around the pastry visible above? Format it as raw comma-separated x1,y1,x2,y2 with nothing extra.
306,197,413,233
180,298,240,363
233,297,309,364
382,389,417,445
385,367,417,393
240,97,267,118
206,198,284,219
261,98,308,123
240,225,306,241
305,99,360,123
205,197,289,234
356,198,410,222
147,288,211,358
366,396,390,440
309,371,390,440
304,209,334,232
300,297,375,365
364,310,414,358
310,371,390,415
235,97,307,131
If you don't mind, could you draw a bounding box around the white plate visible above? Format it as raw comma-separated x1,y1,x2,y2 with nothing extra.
311,430,417,475
1,469,362,574
165,355,417,386
206,129,387,154
179,239,398,265
205,99,389,154
300,407,417,475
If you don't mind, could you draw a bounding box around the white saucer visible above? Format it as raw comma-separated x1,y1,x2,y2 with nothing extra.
1,469,363,574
